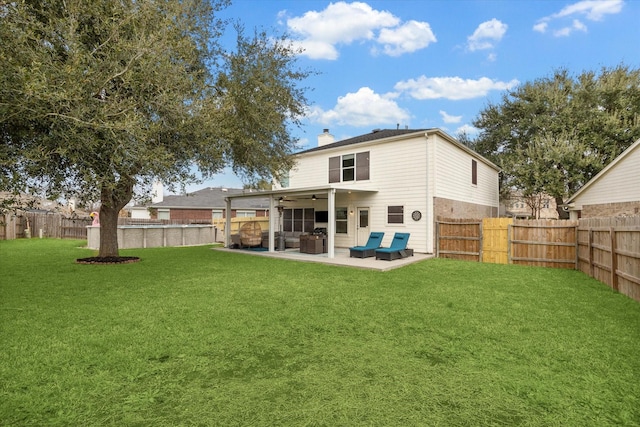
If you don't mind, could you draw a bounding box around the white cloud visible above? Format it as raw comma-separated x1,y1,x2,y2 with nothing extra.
455,124,479,136
554,19,588,37
467,19,508,51
534,0,622,36
291,39,339,61
283,2,435,59
439,110,462,124
376,20,437,56
308,87,410,127
395,76,520,100
552,0,623,20
533,22,548,33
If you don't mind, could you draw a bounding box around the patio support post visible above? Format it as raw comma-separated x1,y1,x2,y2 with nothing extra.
327,188,336,258
268,197,276,252
225,197,232,248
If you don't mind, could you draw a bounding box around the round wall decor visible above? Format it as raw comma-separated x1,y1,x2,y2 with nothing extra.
411,210,422,221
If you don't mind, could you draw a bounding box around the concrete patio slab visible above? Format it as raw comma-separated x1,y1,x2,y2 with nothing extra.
213,247,434,271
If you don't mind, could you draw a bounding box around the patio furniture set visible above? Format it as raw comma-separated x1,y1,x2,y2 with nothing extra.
233,221,412,261
349,232,414,261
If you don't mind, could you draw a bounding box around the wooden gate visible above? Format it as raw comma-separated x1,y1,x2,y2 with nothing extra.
482,217,512,264
435,218,482,261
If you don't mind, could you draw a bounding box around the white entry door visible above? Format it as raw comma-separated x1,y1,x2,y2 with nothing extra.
356,207,370,246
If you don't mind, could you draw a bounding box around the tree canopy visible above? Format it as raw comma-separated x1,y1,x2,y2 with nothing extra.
1,0,312,256
472,65,640,217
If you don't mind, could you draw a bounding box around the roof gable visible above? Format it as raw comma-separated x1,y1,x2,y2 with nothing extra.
568,138,640,203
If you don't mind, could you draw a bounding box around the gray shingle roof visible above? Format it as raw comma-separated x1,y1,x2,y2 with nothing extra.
151,187,269,209
299,128,432,154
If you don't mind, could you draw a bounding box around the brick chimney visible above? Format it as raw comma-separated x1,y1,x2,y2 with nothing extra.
317,128,335,147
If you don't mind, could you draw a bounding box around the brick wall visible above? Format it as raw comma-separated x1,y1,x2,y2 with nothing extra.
434,197,498,219
581,201,640,218
168,208,269,220
170,209,213,220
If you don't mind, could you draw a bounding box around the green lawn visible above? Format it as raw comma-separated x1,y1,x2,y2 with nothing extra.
1,239,639,426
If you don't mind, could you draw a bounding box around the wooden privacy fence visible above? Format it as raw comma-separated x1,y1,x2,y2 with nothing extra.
483,218,513,264
435,218,482,262
577,217,640,302
212,217,269,242
435,217,516,263
509,219,578,269
436,216,640,302
1,212,92,240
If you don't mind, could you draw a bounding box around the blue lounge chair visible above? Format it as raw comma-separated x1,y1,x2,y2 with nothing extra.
349,232,385,258
375,232,414,260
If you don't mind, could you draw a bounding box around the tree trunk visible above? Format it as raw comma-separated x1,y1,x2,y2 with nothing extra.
98,176,135,258
555,196,569,219
98,204,121,258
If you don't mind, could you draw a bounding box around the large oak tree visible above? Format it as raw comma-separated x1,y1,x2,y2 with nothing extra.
1,0,311,257
472,66,640,217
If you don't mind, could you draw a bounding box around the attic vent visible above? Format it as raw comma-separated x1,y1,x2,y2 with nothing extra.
221,188,228,192
372,128,381,133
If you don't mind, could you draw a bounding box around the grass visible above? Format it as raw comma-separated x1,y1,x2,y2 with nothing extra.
1,239,639,426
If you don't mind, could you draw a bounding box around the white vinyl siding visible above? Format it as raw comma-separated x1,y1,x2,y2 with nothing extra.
571,143,640,208
433,135,498,208
283,130,499,253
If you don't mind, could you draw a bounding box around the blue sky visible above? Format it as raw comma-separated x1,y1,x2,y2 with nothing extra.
189,0,639,191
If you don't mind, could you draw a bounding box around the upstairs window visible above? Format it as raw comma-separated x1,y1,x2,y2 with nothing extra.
329,151,370,183
472,159,478,185
342,154,355,181
279,171,290,188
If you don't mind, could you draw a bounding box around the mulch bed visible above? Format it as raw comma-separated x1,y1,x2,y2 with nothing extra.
76,257,140,265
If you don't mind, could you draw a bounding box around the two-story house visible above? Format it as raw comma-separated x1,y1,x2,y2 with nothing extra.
225,128,500,258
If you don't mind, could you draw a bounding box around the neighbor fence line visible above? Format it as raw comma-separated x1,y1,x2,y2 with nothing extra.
0,213,215,240
436,216,640,302
0,212,93,240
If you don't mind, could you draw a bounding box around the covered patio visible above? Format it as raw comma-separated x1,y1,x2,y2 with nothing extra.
224,186,378,259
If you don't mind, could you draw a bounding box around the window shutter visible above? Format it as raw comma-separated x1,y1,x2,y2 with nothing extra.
356,151,370,181
329,156,340,183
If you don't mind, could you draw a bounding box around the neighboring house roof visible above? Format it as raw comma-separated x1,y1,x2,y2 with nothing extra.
151,187,269,210
566,137,640,205
298,128,500,171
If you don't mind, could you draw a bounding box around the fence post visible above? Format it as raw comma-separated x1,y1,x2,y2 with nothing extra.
588,228,594,277
507,224,512,264
574,225,579,270
435,221,440,257
478,221,483,263
610,227,618,291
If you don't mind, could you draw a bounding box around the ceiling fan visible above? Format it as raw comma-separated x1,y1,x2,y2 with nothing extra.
278,194,328,203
